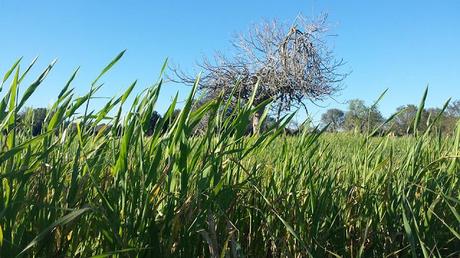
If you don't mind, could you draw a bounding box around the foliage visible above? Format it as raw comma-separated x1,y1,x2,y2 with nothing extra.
390,102,458,136
145,110,161,136
0,55,459,257
320,108,345,132
393,104,424,135
343,99,384,133
321,98,459,136
18,107,48,136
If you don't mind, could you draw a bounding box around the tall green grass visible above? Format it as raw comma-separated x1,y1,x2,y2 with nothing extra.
0,53,459,257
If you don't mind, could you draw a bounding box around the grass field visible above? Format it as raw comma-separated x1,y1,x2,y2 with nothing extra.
0,55,459,257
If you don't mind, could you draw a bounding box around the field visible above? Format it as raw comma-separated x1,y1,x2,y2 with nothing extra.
0,57,459,257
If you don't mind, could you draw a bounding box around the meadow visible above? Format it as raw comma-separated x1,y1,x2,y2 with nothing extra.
0,55,459,257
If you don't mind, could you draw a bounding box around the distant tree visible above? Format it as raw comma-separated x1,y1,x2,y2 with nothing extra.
444,100,460,133
18,107,48,136
392,105,420,135
31,108,47,135
344,99,366,132
320,108,345,132
425,107,452,135
163,109,182,132
427,103,460,135
344,99,384,133
366,106,385,134
447,99,460,118
391,104,457,135
145,111,162,136
171,14,348,133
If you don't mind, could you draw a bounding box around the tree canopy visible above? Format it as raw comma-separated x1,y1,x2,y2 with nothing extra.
320,108,345,132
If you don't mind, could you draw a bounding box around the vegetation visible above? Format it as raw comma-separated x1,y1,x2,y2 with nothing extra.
321,98,460,136
0,54,459,257
320,108,345,132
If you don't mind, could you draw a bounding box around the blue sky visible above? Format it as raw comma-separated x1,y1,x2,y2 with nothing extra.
1,1,459,122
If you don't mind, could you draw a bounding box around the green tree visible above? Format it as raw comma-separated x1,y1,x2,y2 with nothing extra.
392,105,421,135
145,111,162,136
344,99,366,132
18,107,48,136
344,99,384,133
426,107,451,135
321,108,345,132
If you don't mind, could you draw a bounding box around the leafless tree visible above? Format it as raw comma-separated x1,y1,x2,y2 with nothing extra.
170,14,348,133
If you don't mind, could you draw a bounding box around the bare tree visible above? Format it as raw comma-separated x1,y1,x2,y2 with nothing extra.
171,14,348,132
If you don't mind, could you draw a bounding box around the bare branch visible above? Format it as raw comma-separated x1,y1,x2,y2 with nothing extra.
169,14,349,120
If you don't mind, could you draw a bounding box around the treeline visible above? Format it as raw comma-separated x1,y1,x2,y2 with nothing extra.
320,99,460,135
16,107,182,136
16,106,278,137
17,98,460,137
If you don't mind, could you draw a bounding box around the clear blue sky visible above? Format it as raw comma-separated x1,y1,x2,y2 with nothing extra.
1,1,459,122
